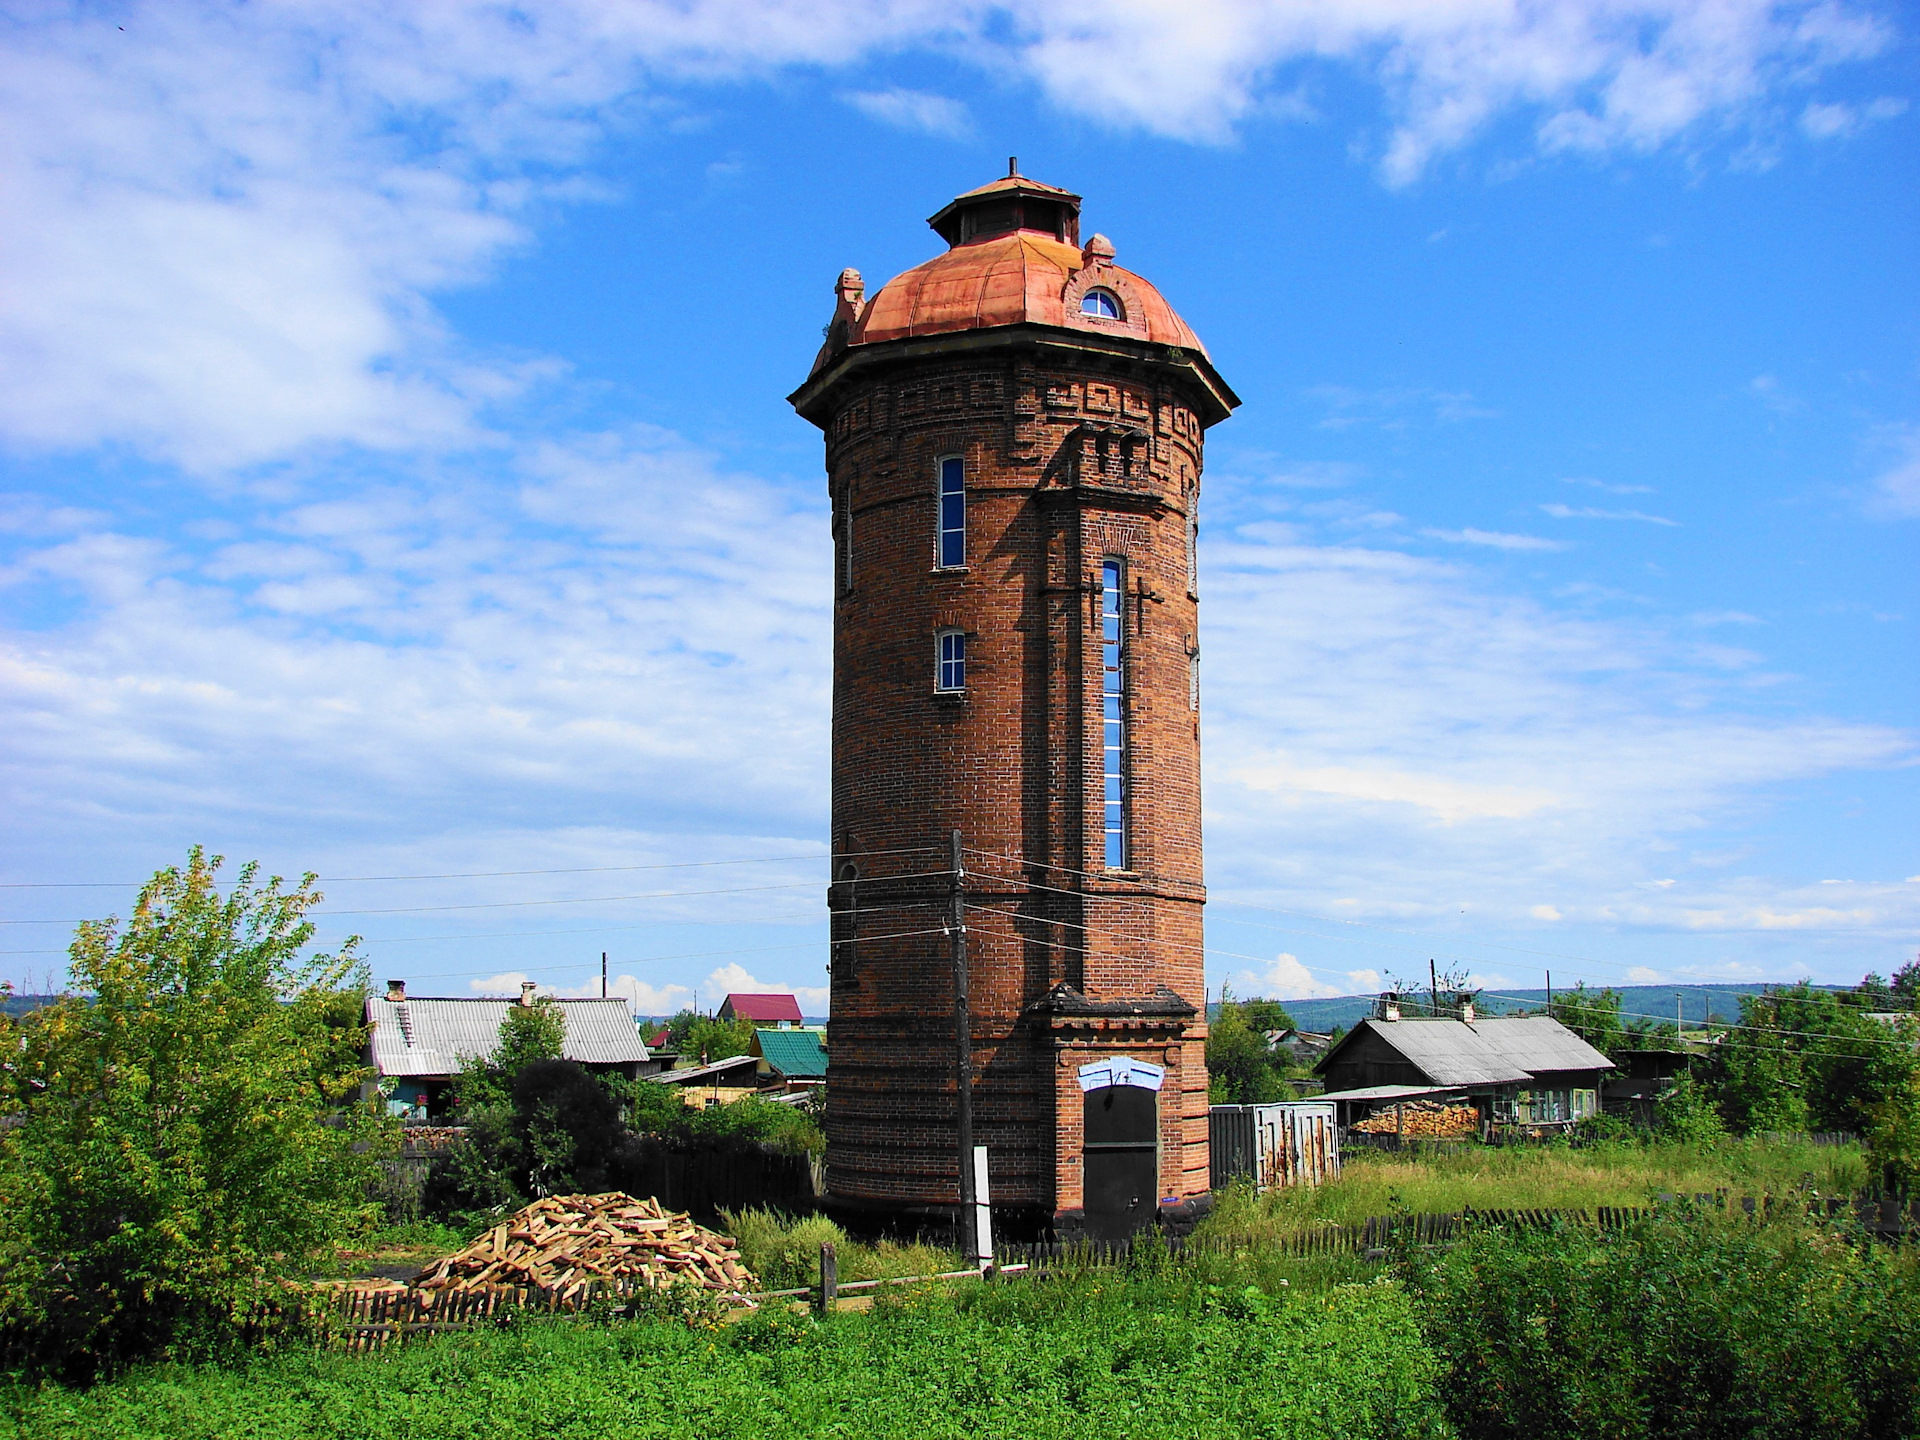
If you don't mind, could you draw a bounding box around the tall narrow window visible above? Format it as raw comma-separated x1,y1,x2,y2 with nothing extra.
1189,650,1200,711
937,628,966,692
1101,559,1127,869
1186,510,1199,596
937,457,965,568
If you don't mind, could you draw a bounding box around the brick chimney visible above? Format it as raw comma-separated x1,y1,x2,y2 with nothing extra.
385,979,406,1002
519,980,538,1007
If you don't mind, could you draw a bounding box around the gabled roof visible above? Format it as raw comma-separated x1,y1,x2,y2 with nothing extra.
651,1053,761,1085
753,1027,828,1079
1317,1016,1612,1088
366,996,650,1078
719,993,804,1024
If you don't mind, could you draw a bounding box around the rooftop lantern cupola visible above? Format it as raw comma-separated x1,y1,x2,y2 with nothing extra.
925,156,1082,248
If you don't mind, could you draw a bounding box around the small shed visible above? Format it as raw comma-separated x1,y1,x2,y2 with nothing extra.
1315,1014,1612,1131
718,993,804,1027
1209,1100,1340,1191
366,979,652,1121
752,1027,828,1084
648,1052,762,1109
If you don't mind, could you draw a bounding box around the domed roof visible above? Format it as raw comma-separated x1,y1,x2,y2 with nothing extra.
794,166,1236,426
851,231,1208,355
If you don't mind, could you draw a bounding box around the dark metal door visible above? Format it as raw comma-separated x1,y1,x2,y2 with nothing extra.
1083,1085,1157,1241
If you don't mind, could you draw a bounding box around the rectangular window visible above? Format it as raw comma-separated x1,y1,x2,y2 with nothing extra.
1101,559,1126,868
937,456,965,568
1189,650,1200,711
937,629,966,691
1186,512,1199,596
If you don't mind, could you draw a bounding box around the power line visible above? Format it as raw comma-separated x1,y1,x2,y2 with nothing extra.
0,846,936,890
958,847,1859,1012
1,869,953,926
955,898,1920,1058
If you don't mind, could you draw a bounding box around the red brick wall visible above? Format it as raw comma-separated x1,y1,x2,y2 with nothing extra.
813,340,1222,1228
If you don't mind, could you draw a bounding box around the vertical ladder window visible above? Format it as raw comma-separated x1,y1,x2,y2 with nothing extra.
1101,559,1127,869
936,628,967,692
937,456,965,568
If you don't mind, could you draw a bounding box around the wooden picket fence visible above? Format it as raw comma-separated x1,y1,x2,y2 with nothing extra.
286,1188,1920,1351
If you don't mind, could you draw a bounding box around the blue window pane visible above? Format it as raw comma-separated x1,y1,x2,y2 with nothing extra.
1103,695,1121,721
937,630,965,690
1105,775,1123,803
1105,830,1124,868
938,458,965,567
1082,289,1121,319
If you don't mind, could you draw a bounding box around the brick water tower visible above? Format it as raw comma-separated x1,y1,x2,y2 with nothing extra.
789,164,1238,1240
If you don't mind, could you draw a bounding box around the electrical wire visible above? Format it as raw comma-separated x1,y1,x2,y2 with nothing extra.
955,896,1920,1058
0,846,937,890
959,847,1875,1015
1,869,954,926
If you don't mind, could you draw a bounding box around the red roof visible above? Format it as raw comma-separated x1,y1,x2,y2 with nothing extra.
719,993,804,1023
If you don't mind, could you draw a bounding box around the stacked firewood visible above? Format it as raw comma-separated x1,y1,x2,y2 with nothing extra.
1351,1101,1480,1138
410,1192,756,1298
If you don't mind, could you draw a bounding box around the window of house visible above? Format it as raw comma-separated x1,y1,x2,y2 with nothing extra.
937,456,965,568
1081,288,1122,319
1101,559,1127,868
835,491,853,594
1189,650,1200,711
937,628,966,692
1186,510,1198,596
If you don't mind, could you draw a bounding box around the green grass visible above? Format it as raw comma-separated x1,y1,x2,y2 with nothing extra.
1200,1136,1869,1237
720,1208,959,1290
0,1274,1445,1440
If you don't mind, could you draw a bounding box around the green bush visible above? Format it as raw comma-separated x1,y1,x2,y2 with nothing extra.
0,850,391,1380
1399,1207,1920,1440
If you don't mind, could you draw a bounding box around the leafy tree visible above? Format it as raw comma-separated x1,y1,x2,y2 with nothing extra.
0,849,390,1376
1892,956,1920,1007
1206,990,1298,1104
1702,984,1920,1138
1549,983,1627,1059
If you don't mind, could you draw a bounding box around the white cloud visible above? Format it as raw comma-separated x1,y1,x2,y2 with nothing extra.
1865,425,1920,520
1231,952,1381,1001
1424,527,1569,552
0,2,1889,469
841,87,975,138
1540,503,1680,526
1199,529,1916,939
704,962,828,1013
1237,757,1561,824
1563,477,1655,495
1800,94,1907,139
1626,965,1665,983
1530,905,1562,921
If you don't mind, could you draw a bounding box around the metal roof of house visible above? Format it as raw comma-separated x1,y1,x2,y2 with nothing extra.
366,996,650,1078
753,1028,828,1079
1313,1083,1471,1103
1319,1016,1613,1088
718,992,804,1023
651,1053,762,1085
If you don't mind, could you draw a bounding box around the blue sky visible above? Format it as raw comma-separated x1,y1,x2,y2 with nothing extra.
0,1,1914,1018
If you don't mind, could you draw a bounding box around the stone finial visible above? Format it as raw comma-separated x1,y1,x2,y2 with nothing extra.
1082,233,1115,265
836,268,864,304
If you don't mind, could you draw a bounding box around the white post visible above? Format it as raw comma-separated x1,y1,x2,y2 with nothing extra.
970,1145,993,1267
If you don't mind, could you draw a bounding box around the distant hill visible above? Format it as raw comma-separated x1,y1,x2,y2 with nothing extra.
1220,983,1844,1037
1,994,62,1018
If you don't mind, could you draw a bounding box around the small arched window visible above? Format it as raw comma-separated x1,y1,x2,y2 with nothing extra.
936,628,967,692
1081,288,1122,319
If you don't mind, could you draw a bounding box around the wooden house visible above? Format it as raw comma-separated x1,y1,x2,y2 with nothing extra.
1315,1014,1612,1133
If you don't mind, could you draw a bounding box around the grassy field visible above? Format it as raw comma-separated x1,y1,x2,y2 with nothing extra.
1201,1135,1870,1237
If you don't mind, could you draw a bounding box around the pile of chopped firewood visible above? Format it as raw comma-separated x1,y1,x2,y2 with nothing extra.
1352,1100,1481,1138
411,1192,756,1299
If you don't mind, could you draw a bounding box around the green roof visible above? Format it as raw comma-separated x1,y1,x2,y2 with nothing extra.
754,1027,828,1078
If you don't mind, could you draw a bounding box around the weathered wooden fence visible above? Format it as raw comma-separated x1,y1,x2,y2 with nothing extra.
288,1188,1920,1351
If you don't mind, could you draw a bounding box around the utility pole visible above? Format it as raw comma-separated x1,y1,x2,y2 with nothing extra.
601,951,608,999
1429,958,1439,1019
950,828,976,1259
1546,969,1553,1011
